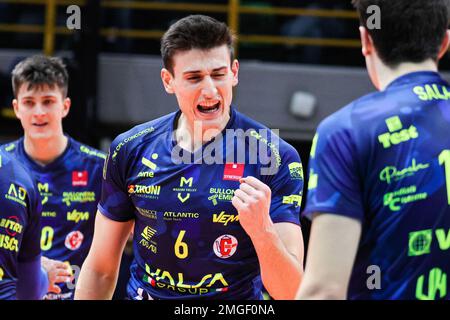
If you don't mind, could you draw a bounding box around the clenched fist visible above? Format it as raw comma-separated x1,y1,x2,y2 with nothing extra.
232,176,275,239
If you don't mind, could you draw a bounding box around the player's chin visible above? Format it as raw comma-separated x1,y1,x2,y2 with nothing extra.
29,129,52,140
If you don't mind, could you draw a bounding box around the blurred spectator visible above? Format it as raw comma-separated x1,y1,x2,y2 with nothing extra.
280,1,354,64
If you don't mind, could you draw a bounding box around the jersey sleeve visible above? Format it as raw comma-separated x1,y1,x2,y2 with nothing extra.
266,143,304,226
16,259,48,300
98,136,135,222
302,113,365,223
18,181,42,262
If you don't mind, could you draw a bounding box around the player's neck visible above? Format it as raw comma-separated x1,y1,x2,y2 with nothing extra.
175,114,228,152
378,59,438,90
23,134,68,166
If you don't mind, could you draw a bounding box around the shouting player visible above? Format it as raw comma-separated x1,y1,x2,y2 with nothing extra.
76,15,304,300
1,55,105,299
297,0,450,299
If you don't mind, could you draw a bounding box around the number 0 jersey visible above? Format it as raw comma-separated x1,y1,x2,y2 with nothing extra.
100,107,304,299
303,71,450,300
1,136,105,300
0,150,42,300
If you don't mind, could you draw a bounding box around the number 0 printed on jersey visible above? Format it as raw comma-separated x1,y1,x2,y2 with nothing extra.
41,226,54,251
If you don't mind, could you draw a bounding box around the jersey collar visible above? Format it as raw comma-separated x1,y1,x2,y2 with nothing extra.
18,135,72,173
385,71,445,90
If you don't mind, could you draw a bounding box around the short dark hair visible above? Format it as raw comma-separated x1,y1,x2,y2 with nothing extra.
352,0,450,67
161,15,235,74
11,55,69,98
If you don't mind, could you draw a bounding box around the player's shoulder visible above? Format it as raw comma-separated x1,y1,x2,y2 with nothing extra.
317,89,386,137
0,148,13,169
0,138,21,155
233,108,299,159
69,137,106,164
109,112,176,160
0,148,35,190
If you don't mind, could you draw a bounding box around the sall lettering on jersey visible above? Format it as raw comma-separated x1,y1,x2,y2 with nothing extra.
223,163,245,181
413,84,450,101
72,171,88,187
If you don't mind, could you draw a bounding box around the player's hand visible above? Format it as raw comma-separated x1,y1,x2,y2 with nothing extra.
232,176,274,239
41,256,72,294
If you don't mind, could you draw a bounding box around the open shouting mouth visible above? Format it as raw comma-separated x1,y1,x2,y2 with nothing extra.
197,101,220,114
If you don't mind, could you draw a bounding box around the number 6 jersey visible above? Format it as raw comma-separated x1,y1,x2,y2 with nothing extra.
100,107,304,300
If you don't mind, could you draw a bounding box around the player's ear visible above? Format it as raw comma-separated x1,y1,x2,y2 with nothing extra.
359,26,373,57
231,59,239,87
161,68,175,94
12,99,20,119
437,29,450,60
62,97,71,118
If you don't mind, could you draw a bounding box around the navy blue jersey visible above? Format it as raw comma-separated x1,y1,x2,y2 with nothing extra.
0,150,42,300
1,136,105,299
100,107,303,300
303,71,450,300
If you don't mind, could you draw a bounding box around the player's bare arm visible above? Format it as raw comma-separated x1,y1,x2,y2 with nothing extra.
75,212,134,300
296,214,361,299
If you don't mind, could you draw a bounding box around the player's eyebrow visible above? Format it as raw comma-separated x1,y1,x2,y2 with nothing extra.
211,66,228,72
183,66,228,75
21,94,57,100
